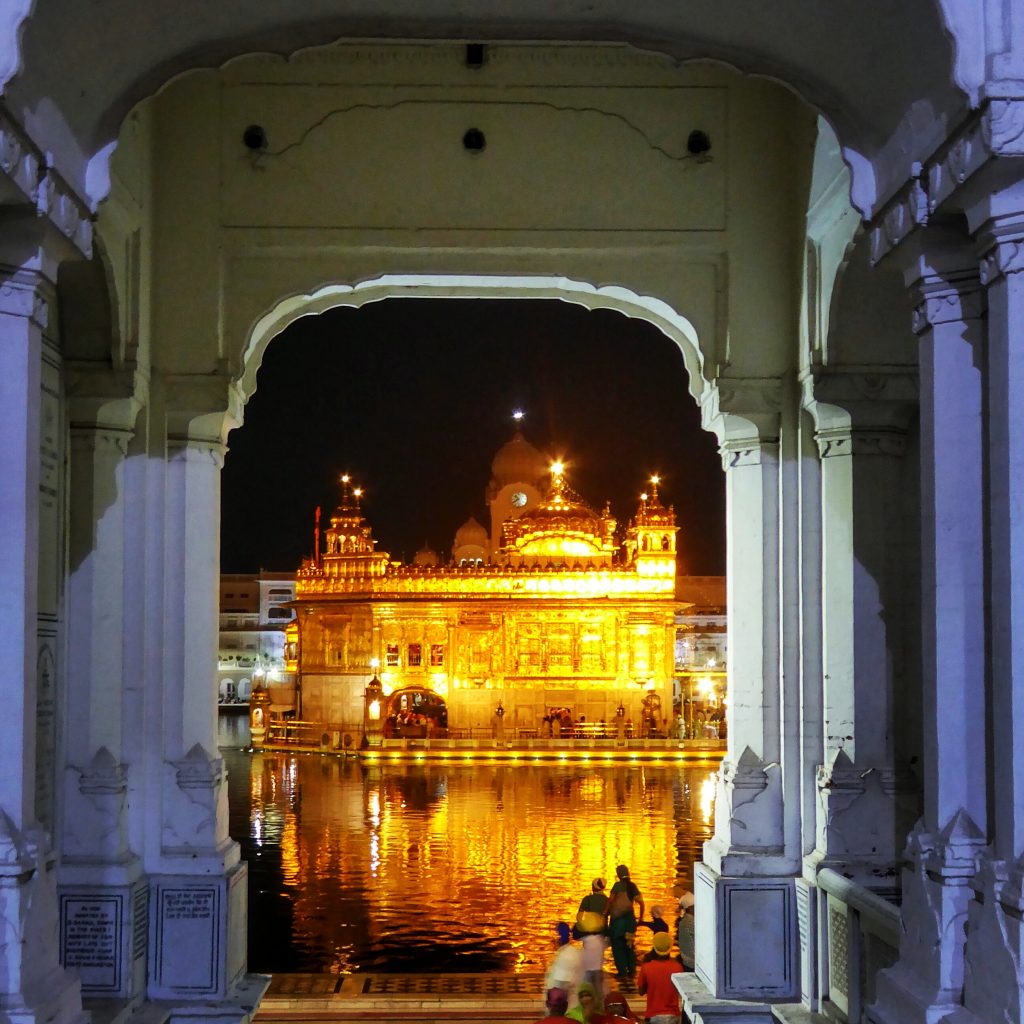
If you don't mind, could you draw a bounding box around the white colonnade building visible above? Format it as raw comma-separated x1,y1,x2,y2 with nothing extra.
1,5,1022,1023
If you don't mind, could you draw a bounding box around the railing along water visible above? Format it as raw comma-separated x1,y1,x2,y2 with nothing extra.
814,868,901,1023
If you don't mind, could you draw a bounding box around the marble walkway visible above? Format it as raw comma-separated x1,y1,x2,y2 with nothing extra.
255,972,559,1023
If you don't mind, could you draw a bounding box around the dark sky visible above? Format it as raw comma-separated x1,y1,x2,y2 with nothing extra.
220,299,725,575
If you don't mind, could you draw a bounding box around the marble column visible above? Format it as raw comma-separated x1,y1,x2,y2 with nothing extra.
0,265,86,1024
697,379,800,1001
58,398,148,1004
145,385,259,1016
955,210,1024,1023
803,369,919,888
869,237,989,1024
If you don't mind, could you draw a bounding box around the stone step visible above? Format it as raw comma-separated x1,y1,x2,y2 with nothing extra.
256,973,547,1024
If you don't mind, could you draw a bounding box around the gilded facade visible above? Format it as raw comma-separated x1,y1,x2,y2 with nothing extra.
289,431,679,735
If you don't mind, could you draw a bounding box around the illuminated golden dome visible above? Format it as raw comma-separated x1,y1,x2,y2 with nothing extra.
503,464,617,565
491,430,548,487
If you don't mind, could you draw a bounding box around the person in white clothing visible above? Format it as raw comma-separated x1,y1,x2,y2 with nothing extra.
544,922,584,1012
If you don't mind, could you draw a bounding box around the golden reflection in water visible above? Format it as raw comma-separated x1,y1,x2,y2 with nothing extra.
701,774,717,824
233,751,716,974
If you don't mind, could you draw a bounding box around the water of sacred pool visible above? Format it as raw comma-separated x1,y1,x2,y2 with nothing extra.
219,716,716,974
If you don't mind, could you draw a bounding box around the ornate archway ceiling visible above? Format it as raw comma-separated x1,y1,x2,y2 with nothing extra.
5,0,962,214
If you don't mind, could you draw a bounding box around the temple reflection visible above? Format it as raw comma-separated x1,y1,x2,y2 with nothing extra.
226,743,716,973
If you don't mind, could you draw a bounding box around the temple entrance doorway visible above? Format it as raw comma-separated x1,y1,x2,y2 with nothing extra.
384,687,448,738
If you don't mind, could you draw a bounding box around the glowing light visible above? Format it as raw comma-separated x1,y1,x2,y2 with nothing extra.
701,776,716,823
368,699,381,720
353,487,363,498
550,460,565,477
706,657,717,668
370,657,380,669
512,409,524,422
341,474,350,484
697,677,715,698
650,475,660,486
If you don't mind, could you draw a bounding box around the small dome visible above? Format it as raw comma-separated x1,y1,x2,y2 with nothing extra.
413,545,439,567
491,431,548,487
454,516,488,547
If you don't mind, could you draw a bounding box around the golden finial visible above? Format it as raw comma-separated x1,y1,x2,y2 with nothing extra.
650,474,661,500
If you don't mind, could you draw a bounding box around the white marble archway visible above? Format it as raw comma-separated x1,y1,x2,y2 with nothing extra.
240,274,709,410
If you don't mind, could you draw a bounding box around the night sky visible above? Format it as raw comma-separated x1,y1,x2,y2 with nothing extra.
220,299,725,575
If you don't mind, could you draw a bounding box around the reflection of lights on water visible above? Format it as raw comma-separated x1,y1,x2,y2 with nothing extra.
233,753,720,974
701,775,716,823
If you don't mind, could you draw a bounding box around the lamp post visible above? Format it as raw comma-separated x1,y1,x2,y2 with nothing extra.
363,673,385,748
250,685,271,749
494,699,505,743
615,700,626,746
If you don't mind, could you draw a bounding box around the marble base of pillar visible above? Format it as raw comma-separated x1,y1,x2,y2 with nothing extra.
161,974,270,1024
867,814,985,1024
960,853,1024,1023
811,751,918,890
694,861,798,1001
57,875,148,1003
147,864,248,1002
673,971,773,1024
0,820,87,1024
703,747,790,876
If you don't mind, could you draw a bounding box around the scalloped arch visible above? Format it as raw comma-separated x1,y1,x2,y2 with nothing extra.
239,274,709,428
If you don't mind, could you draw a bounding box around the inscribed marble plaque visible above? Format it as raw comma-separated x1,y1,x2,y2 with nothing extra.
60,895,122,992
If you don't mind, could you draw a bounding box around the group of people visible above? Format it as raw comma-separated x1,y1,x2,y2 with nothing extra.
538,865,697,1024
541,708,576,737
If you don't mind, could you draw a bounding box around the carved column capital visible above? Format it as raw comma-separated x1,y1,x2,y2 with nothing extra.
803,367,918,457
979,231,1024,285
0,266,54,329
718,437,778,470
164,370,243,453
68,424,133,459
911,285,986,333
702,376,783,470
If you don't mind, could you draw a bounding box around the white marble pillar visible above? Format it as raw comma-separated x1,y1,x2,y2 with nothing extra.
697,380,801,1001
955,213,1024,1022
803,370,919,887
869,239,989,1024
795,407,824,1011
147,394,255,1013
0,265,86,1024
58,400,148,1003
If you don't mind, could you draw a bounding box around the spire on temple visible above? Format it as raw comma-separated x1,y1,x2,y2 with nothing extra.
625,474,678,575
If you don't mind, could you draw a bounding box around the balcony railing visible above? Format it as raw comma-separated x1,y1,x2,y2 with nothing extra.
804,868,901,1023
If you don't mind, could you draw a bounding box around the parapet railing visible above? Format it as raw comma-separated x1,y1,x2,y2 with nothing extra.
813,868,901,1022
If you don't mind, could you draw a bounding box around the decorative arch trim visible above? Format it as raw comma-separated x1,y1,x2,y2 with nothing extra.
239,274,709,425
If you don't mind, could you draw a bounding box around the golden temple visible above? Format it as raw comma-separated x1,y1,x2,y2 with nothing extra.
284,426,679,741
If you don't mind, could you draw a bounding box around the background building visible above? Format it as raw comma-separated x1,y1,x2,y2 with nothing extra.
217,573,296,704
675,576,727,737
